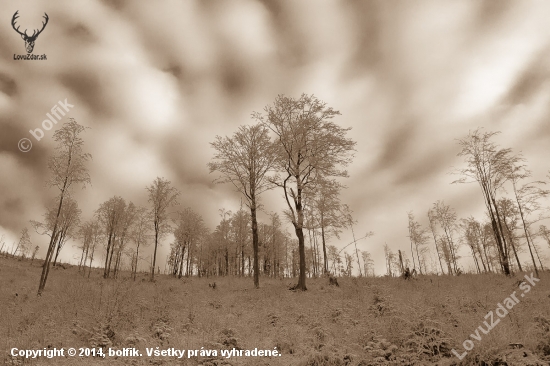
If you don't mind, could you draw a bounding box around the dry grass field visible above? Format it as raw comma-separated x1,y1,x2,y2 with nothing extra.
1,256,550,366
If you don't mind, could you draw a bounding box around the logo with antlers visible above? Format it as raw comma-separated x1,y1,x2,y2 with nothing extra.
11,11,49,54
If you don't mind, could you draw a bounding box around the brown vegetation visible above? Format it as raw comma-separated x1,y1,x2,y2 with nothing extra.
2,256,549,366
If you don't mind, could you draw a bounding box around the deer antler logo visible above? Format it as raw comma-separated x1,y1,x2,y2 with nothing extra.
12,10,49,54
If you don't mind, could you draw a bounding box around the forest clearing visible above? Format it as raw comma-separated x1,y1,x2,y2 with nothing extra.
3,2,550,366
2,255,550,366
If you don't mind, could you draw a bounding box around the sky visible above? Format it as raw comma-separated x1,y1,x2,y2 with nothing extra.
1,0,549,275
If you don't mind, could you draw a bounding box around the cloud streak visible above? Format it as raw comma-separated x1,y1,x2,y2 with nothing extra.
0,0,549,274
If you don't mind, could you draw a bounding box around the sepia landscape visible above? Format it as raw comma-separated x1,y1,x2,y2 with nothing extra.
1,1,550,365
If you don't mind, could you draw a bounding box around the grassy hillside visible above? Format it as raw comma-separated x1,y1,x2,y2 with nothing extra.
1,256,549,365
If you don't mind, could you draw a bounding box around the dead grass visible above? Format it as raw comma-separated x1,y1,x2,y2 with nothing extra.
1,257,549,365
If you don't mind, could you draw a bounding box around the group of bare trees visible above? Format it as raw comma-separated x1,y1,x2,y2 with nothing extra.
402,129,549,277
209,94,357,290
453,129,548,276
26,94,356,293
88,178,179,282
28,117,183,293
167,207,292,279
25,97,547,296
28,119,91,295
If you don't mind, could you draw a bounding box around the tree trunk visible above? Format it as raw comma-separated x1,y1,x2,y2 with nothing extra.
409,231,416,272
429,222,445,275
528,231,545,271
133,242,141,281
513,185,539,276
489,194,511,275
186,244,192,277
320,225,328,274
295,225,307,290
78,244,86,272
89,245,95,278
103,230,114,278
250,202,260,289
151,221,159,281
504,220,522,272
52,232,65,267
38,185,66,295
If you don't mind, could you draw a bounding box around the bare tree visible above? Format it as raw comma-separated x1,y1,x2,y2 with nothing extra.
343,251,353,276
113,202,137,278
77,219,102,277
15,227,32,259
327,244,341,275
383,243,395,277
86,220,102,278
453,129,513,275
427,209,446,275
146,177,180,281
209,123,276,288
77,225,90,272
97,196,126,278
38,119,91,295
507,161,549,277
407,212,430,274
497,198,523,272
431,201,460,274
231,205,250,277
171,207,204,278
461,217,487,274
130,206,151,281
309,179,346,274
257,94,356,290
32,197,80,267
361,250,375,276
341,204,363,277
30,246,39,264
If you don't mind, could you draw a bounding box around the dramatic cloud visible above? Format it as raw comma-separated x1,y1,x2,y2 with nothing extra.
1,0,549,274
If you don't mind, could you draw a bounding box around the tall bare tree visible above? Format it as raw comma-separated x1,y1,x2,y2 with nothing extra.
431,201,460,274
86,220,102,278
97,196,126,278
453,129,513,275
306,179,346,274
15,227,32,259
342,204,362,276
361,250,375,277
209,124,276,288
147,177,180,281
38,119,91,295
407,212,430,274
231,205,250,277
30,246,39,264
256,94,356,290
461,217,487,274
77,219,102,277
497,198,523,272
112,202,137,278
171,207,204,278
427,209,446,275
130,206,151,280
507,161,548,277
383,243,395,277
